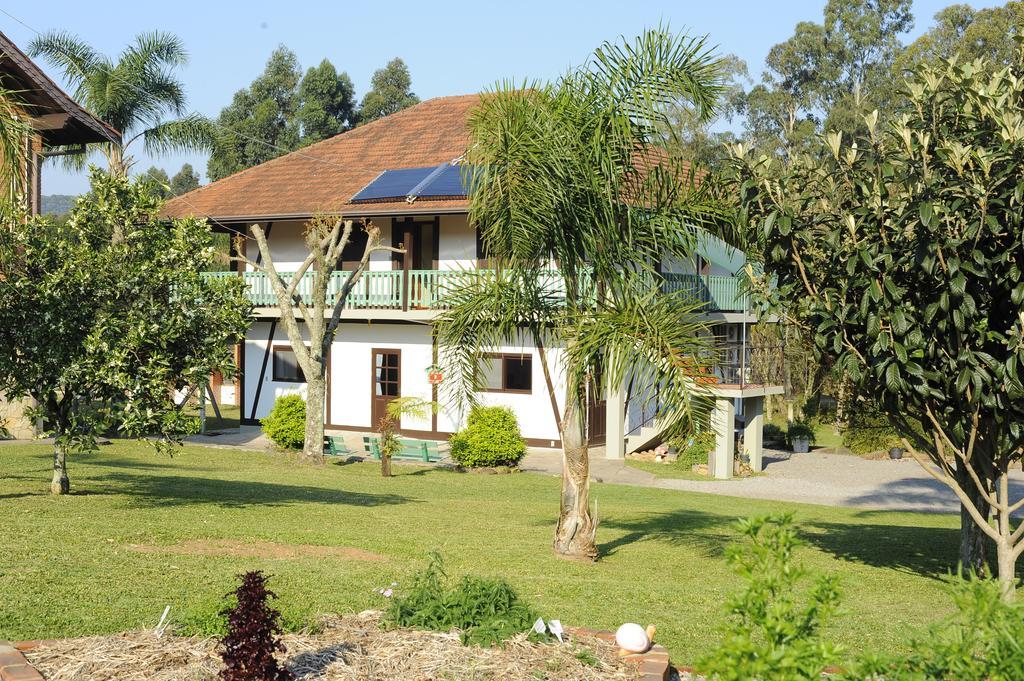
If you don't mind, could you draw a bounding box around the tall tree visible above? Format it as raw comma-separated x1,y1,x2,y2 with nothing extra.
724,51,1024,597
207,46,302,181
170,163,201,196
898,1,1024,70
0,169,250,494
296,59,356,144
358,58,419,124
28,31,215,176
140,166,170,198
742,0,912,153
435,29,723,560
235,216,401,462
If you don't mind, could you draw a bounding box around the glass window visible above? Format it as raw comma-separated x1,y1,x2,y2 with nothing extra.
480,355,532,393
273,347,304,382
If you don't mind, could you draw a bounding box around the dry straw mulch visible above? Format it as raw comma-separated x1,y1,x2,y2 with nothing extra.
25,611,638,680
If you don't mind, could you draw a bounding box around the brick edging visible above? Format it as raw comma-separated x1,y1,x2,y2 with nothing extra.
567,627,671,681
0,641,44,681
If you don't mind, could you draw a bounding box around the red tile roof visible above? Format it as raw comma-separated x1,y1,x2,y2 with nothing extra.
162,94,479,222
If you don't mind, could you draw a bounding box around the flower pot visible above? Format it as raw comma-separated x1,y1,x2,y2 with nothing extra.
889,447,904,460
791,438,809,454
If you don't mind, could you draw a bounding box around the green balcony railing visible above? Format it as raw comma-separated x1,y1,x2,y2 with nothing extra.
204,269,749,313
662,273,749,312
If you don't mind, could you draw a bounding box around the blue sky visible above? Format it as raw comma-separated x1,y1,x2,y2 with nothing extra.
2,0,1004,195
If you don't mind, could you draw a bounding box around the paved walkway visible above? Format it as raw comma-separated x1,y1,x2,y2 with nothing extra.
522,447,1024,515
185,427,1024,515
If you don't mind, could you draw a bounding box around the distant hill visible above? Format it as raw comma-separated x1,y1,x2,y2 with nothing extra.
41,194,77,216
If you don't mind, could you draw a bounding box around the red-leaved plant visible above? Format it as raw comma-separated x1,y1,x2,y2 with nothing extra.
218,571,294,681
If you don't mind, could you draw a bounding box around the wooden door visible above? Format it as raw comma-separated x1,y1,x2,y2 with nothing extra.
587,376,607,446
372,349,401,428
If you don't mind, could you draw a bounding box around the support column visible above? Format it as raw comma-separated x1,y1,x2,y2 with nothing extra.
710,396,735,479
605,374,625,460
744,395,765,472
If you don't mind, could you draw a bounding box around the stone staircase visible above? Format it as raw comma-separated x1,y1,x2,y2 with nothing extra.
625,420,664,454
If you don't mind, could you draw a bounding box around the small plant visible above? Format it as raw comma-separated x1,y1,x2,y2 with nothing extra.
842,408,901,455
699,514,840,680
261,395,306,450
762,423,784,443
378,397,438,477
385,552,540,647
218,571,294,681
672,430,715,469
449,405,526,468
786,420,816,449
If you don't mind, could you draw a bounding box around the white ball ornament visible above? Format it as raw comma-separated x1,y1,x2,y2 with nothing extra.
615,622,654,654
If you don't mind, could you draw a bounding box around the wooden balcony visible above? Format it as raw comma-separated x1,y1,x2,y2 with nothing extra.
201,270,751,315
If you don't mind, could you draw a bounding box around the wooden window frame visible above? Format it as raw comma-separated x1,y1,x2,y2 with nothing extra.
272,344,306,383
480,353,533,394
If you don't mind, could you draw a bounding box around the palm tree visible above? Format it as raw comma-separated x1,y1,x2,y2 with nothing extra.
0,86,32,213
28,31,215,176
435,29,725,560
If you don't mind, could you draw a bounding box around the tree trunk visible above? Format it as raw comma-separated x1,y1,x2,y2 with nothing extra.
553,397,597,561
302,375,326,463
956,459,991,575
51,442,69,495
381,452,392,478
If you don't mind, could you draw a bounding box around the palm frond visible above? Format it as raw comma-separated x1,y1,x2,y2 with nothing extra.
564,290,716,443
26,31,99,96
434,269,565,416
121,31,188,70
141,114,217,156
0,86,31,213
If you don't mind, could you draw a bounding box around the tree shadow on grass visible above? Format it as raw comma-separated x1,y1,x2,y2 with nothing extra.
94,472,412,509
599,508,740,559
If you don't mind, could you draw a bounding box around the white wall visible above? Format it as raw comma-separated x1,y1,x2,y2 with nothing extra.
243,321,311,421
438,213,476,270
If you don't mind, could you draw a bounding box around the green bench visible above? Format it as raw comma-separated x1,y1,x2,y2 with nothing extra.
362,435,442,462
323,435,352,457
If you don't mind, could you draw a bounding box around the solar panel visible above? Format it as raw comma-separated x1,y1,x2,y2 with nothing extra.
350,167,434,202
350,163,472,203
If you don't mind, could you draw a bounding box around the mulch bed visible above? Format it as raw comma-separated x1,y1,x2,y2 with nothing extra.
23,611,639,680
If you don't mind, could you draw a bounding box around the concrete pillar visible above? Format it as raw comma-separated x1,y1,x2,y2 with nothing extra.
710,396,735,479
605,374,625,459
744,395,765,472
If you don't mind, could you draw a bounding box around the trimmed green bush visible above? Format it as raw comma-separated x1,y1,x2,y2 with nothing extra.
675,430,715,469
843,409,900,455
261,395,306,450
449,406,526,468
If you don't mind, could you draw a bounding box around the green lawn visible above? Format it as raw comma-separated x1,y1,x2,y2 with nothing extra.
0,441,961,665
624,458,731,480
182,403,241,431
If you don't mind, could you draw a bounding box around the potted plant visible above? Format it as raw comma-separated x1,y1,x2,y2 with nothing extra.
888,446,904,460
787,421,816,454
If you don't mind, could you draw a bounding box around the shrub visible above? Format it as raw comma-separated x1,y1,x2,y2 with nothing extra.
218,571,294,681
261,395,306,450
674,430,715,469
842,577,1024,680
449,406,526,468
786,420,816,447
762,423,784,443
385,552,540,647
699,514,841,680
842,408,900,454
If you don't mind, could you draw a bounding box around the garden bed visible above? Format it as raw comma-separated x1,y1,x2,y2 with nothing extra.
23,611,639,680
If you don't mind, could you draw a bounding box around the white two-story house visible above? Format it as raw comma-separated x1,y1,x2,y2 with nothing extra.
163,94,781,477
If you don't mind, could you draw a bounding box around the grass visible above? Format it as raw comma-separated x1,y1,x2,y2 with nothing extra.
766,416,845,452
624,459,725,480
0,441,965,664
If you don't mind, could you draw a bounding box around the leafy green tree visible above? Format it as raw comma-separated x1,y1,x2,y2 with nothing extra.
435,29,722,560
358,58,419,124
170,163,201,196
297,59,356,144
208,46,302,181
724,52,1024,596
0,169,250,494
898,1,1024,70
139,166,171,198
742,0,912,154
28,31,215,176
